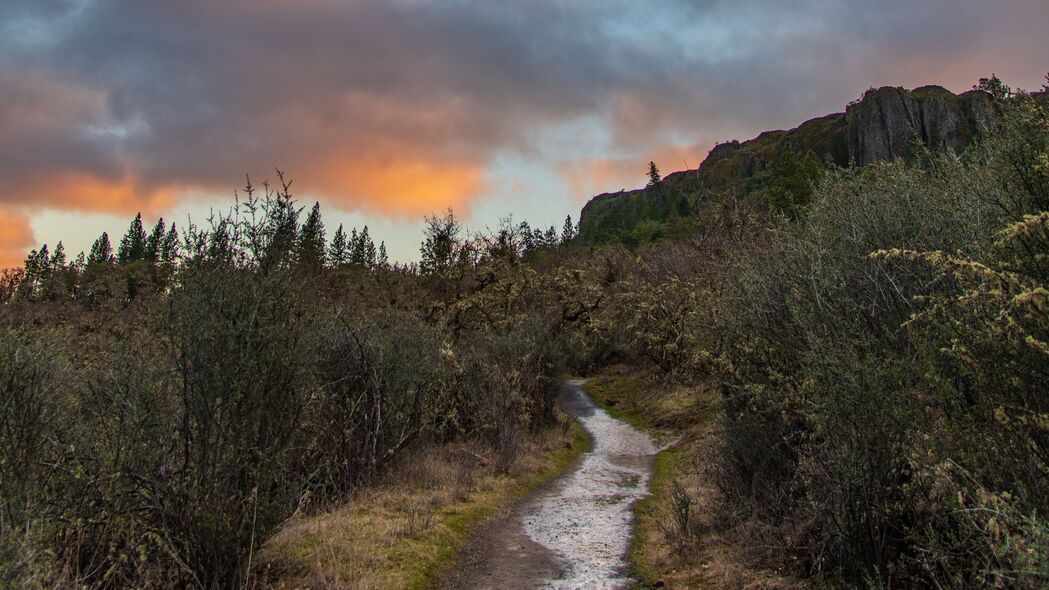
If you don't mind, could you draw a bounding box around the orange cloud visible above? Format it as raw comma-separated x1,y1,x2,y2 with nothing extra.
13,172,178,216
303,153,487,217
0,209,36,269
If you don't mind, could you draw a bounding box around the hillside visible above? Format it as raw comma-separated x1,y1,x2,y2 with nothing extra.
578,84,1004,243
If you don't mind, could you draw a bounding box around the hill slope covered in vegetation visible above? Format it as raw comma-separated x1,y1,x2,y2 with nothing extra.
578,81,1043,245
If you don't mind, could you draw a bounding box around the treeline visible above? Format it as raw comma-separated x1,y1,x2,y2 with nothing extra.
0,175,584,587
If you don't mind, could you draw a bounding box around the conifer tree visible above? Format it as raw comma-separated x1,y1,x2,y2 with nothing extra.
768,143,822,219
560,215,576,245
354,226,376,266
36,245,49,272
145,218,166,262
88,232,114,265
329,224,348,265
348,228,360,263
18,246,47,299
296,202,326,269
647,161,661,187
161,224,180,264
544,225,558,247
117,213,148,263
377,241,389,268
50,241,66,269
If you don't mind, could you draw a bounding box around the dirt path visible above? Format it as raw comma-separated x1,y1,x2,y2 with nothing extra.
440,380,657,590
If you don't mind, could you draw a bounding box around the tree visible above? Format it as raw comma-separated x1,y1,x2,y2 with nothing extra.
975,74,1011,100
351,226,376,266
768,143,823,219
329,224,348,266
360,227,376,266
419,209,462,276
161,224,180,265
117,213,148,264
145,218,167,262
88,232,114,265
50,241,66,269
296,202,326,269
560,215,576,245
647,161,662,187
543,225,558,248
348,229,359,262
144,217,166,260
377,241,389,268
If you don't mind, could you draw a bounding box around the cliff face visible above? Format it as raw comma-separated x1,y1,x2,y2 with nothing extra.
845,86,996,165
578,85,1001,243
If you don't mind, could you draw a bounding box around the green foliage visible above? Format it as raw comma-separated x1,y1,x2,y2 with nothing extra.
329,224,349,265
647,161,662,187
419,209,466,277
561,215,576,245
766,142,823,218
88,232,114,265
117,213,148,264
296,201,327,269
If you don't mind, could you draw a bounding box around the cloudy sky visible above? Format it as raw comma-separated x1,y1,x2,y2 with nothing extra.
1,0,1046,266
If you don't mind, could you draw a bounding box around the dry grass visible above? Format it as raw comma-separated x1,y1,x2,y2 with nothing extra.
254,414,586,590
585,366,802,590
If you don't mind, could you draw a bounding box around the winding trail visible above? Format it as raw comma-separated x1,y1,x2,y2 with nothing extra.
442,380,657,590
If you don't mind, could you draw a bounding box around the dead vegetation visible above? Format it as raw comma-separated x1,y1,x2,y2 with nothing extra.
255,415,586,590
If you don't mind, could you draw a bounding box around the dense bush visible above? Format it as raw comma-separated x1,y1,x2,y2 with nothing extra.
0,185,569,587
708,95,1049,586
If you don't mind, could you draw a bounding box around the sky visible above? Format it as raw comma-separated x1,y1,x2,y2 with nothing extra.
1,0,1047,267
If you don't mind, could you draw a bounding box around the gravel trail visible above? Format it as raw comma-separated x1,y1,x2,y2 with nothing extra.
441,380,657,590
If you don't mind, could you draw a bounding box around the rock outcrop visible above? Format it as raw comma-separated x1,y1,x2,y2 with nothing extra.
845,86,996,165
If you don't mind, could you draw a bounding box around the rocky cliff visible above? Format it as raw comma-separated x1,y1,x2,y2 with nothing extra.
845,85,996,165
578,84,1005,243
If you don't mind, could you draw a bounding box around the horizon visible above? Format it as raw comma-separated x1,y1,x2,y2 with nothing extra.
2,0,1048,267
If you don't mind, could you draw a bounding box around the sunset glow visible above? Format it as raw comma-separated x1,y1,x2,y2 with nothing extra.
1,0,1047,266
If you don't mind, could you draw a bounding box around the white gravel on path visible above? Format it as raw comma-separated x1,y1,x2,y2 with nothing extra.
521,380,658,589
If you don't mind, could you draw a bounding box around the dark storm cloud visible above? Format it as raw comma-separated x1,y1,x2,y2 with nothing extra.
0,0,1045,215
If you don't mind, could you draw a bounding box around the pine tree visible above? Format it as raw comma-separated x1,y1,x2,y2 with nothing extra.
329,224,348,265
50,241,66,269
88,232,114,265
354,226,376,266
73,252,86,272
19,246,47,299
560,215,576,245
296,202,326,269
647,161,661,187
117,213,148,263
37,245,50,272
544,225,558,247
768,143,823,219
377,241,389,268
145,218,166,262
161,224,180,264
348,228,360,264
